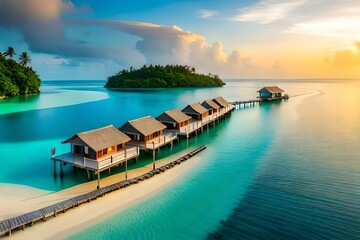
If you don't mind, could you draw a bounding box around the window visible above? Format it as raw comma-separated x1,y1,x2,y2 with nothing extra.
117,144,122,151
74,145,81,154
90,149,96,159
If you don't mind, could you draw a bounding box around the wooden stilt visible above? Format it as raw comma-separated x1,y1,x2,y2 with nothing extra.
87,170,91,180
60,162,63,177
152,150,156,170
53,161,57,177
125,160,128,180
97,171,100,189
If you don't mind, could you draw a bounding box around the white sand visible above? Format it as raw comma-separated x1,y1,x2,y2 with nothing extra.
0,149,203,239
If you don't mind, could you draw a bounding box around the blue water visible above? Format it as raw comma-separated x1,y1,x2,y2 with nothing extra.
1,80,359,239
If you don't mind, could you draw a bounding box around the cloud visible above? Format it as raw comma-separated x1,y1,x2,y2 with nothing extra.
0,0,74,24
233,0,307,24
0,0,291,78
197,9,219,19
0,0,135,63
333,42,360,67
286,16,360,41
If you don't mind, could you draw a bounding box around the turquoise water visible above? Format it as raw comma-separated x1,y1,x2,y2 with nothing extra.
1,80,359,239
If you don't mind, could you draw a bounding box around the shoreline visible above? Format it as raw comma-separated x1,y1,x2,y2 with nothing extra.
0,147,204,239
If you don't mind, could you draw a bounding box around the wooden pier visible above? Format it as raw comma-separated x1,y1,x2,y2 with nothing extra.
0,145,207,237
230,99,262,109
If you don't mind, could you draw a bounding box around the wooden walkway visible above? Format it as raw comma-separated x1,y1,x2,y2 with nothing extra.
230,99,262,109
0,145,207,237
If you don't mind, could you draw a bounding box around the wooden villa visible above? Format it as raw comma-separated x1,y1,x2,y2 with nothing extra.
201,99,221,116
51,125,140,188
213,96,234,114
182,103,209,121
119,116,177,150
257,86,284,101
156,109,191,131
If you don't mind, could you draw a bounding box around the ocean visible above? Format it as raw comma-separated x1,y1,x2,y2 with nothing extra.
0,80,359,239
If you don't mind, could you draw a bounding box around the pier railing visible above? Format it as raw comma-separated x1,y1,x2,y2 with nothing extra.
81,146,139,171
145,133,176,149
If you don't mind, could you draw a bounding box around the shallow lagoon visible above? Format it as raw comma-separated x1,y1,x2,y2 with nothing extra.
1,80,359,239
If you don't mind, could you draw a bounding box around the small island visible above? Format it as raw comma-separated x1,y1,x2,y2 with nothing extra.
0,47,41,98
104,65,225,89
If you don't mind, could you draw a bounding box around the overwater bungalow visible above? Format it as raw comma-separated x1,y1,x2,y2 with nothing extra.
201,99,221,116
212,96,234,113
257,86,284,101
51,125,140,188
156,109,191,131
182,103,209,121
119,116,177,150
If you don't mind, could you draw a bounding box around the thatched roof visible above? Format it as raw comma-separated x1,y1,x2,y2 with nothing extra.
257,86,284,94
62,125,130,152
182,103,208,115
119,116,166,136
156,109,191,124
213,96,230,108
201,99,220,110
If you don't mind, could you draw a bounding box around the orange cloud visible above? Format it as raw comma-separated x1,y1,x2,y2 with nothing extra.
333,42,360,67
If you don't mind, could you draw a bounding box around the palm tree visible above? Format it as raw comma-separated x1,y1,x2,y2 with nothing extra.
18,52,31,67
3,47,16,58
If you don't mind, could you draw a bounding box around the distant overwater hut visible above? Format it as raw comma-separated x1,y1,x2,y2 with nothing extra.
156,109,191,135
257,86,284,101
51,125,140,188
213,96,234,114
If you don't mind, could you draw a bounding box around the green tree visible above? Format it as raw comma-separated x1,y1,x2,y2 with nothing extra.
18,52,31,67
3,47,16,58
0,53,41,97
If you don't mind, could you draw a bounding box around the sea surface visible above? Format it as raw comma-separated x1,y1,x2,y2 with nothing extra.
0,80,359,239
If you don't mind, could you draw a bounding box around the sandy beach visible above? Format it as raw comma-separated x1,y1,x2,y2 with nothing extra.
0,149,203,239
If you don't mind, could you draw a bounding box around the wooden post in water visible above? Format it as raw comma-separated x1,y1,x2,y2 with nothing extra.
60,162,63,177
87,169,91,180
152,150,156,170
125,160,128,180
125,148,128,179
97,171,100,189
53,160,57,177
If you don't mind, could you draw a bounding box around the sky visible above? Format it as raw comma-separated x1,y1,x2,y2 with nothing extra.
0,0,360,80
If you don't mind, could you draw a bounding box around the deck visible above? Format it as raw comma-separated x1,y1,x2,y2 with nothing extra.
51,146,140,173
127,132,178,150
178,105,234,136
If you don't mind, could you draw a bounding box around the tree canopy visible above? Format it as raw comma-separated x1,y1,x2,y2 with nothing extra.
105,65,225,89
0,53,41,97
